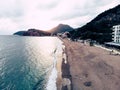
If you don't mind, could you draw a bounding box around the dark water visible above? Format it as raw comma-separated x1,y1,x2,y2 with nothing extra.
0,35,62,90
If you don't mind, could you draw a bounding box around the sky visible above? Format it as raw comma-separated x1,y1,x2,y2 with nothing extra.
0,0,120,35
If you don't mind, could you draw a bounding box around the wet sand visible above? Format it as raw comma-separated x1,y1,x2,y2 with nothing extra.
56,40,72,90
61,48,72,90
61,38,120,90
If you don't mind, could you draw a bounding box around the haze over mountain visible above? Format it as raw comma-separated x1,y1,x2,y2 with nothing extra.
48,24,74,34
0,0,119,35
70,5,120,43
14,24,73,36
14,4,120,43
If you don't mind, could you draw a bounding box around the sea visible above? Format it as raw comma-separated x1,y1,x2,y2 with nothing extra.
0,35,63,90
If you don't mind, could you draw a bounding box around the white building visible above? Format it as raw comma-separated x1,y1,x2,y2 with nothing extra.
112,25,120,43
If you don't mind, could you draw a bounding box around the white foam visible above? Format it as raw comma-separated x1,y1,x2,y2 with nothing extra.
46,66,57,90
46,37,64,90
46,50,57,90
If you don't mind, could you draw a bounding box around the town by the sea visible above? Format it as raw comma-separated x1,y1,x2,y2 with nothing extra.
0,35,63,90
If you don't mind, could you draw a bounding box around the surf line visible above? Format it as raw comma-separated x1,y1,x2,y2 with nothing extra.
46,48,58,90
61,44,72,90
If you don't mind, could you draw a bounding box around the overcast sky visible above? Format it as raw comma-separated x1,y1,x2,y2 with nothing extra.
0,0,120,35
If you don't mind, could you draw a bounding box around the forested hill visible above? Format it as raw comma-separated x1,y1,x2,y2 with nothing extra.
70,5,120,43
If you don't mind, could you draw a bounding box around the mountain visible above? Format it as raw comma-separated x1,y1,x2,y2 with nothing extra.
14,29,51,36
14,24,74,36
49,24,74,34
71,5,120,43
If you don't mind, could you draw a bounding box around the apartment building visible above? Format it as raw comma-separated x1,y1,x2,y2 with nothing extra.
112,25,120,43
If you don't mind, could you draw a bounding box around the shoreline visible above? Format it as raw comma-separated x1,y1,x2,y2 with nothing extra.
56,37,72,90
61,45,72,90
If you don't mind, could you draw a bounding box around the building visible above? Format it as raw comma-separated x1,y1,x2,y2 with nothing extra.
112,25,120,43
57,32,70,38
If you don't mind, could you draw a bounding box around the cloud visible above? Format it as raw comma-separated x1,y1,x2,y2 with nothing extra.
52,0,120,27
0,18,19,35
0,0,23,18
52,0,114,21
0,0,120,34
97,0,120,13
37,0,61,10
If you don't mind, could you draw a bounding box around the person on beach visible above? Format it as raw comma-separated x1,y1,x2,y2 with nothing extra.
109,49,113,55
54,48,57,53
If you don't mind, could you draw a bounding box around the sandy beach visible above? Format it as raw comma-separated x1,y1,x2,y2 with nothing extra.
59,38,120,90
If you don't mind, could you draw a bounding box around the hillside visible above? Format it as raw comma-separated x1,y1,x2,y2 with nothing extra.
71,5,120,43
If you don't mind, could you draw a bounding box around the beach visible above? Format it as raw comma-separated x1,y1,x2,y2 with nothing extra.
59,38,120,90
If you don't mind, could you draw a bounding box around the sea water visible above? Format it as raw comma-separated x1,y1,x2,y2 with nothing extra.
0,35,63,90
